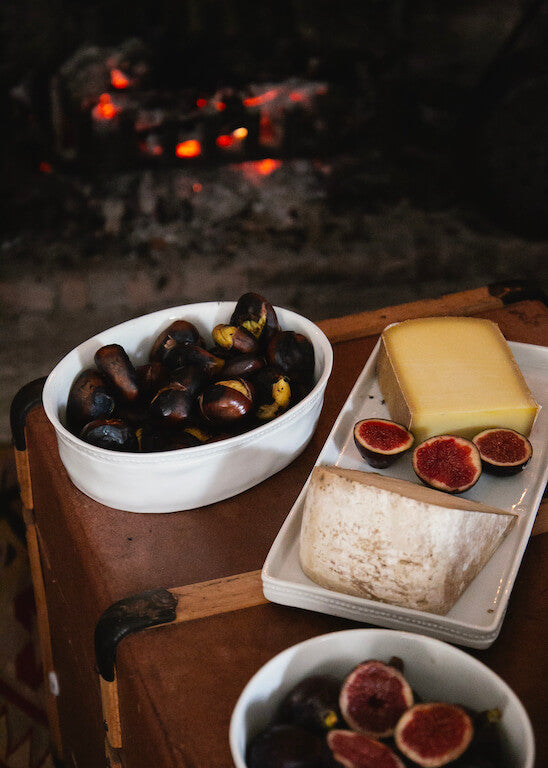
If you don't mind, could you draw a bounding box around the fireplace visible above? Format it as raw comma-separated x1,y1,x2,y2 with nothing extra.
1,1,547,441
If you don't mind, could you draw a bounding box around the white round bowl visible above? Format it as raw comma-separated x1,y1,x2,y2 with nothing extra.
230,628,534,768
43,302,333,513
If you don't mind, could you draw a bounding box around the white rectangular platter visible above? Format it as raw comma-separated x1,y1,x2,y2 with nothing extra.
262,340,548,648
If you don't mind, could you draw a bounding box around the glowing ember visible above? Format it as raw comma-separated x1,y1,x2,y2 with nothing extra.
232,127,248,139
110,68,130,89
92,93,120,121
175,140,202,158
196,98,207,108
39,161,53,174
243,88,279,107
216,134,234,148
192,182,203,193
259,115,275,144
256,158,281,175
289,91,305,102
216,101,226,111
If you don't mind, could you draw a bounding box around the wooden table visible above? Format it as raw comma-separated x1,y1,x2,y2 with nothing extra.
12,285,547,768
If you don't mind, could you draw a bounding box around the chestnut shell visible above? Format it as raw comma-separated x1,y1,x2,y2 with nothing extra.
80,418,138,452
66,368,115,433
413,435,482,493
94,344,140,402
149,320,203,364
472,428,533,475
199,379,254,424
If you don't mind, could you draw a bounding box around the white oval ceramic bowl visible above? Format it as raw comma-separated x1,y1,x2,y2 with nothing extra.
230,628,534,768
43,302,333,513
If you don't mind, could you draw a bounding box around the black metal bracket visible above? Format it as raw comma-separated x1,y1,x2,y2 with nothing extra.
488,279,547,307
94,588,178,682
10,377,47,451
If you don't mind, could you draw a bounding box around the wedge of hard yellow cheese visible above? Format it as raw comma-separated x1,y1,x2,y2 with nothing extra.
377,316,540,443
300,466,516,615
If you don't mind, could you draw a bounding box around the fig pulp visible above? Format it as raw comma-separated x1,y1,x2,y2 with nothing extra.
353,419,414,468
278,674,342,734
339,660,414,738
412,435,482,493
472,428,532,475
327,730,405,768
246,723,328,768
394,702,473,768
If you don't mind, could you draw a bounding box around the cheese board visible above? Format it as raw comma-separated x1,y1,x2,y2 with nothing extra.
262,340,548,648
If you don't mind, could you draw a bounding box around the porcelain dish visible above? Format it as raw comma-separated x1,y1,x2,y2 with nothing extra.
262,340,548,647
43,302,333,513
230,628,534,768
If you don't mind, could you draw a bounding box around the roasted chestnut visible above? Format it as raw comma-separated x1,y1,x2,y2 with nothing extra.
267,331,315,385
230,292,279,347
80,418,138,452
149,320,203,364
199,379,254,424
150,382,195,424
169,364,204,398
220,353,265,380
253,367,292,421
135,362,169,400
66,368,115,433
212,324,259,355
163,343,225,377
94,344,140,402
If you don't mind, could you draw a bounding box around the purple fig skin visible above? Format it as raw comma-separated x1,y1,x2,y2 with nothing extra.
353,419,414,469
472,428,532,475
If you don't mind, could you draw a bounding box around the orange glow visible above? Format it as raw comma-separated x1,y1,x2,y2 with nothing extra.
216,134,234,148
216,101,226,111
93,93,120,120
243,89,279,107
232,127,248,139
39,161,53,173
289,91,305,102
259,115,275,144
110,68,130,89
196,97,207,108
151,145,163,156
256,158,281,175
175,140,202,158
192,182,203,193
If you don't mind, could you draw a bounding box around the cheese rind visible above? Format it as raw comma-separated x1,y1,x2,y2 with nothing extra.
299,466,516,615
377,317,540,442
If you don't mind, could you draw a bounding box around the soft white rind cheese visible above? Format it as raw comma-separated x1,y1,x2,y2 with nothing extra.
376,317,540,442
300,467,516,615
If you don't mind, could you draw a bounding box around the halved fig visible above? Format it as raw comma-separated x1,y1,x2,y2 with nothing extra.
327,730,405,768
339,660,414,738
413,435,482,493
394,702,474,768
472,428,533,475
353,419,414,468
